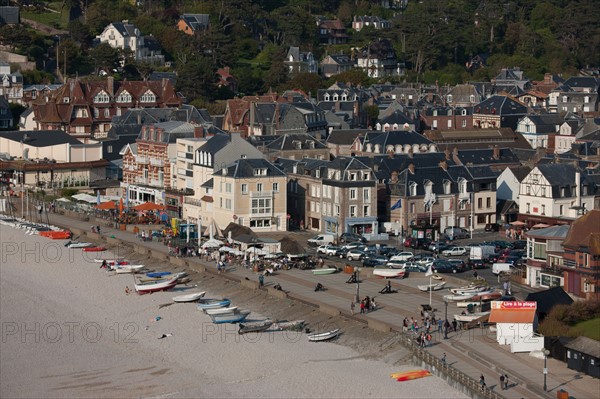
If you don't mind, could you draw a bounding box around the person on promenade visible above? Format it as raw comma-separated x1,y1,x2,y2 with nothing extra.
359,300,365,314
499,374,505,389
479,374,486,392
443,319,450,339
441,353,446,365
438,318,443,333
350,301,355,315
504,374,509,389
258,274,264,288
274,283,282,291
370,297,377,311
124,286,131,295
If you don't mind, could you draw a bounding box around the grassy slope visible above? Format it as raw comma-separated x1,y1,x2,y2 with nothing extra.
571,318,600,341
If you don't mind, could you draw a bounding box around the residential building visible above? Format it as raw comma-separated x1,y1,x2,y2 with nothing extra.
561,210,600,299
317,19,348,45
278,156,378,236
21,84,61,107
176,14,209,35
0,62,23,105
516,114,563,149
175,137,206,191
352,15,391,31
320,54,354,78
445,84,482,107
420,106,472,130
29,77,181,140
423,128,531,152
524,224,570,289
182,133,264,226
492,67,531,94
356,38,404,78
216,66,238,94
497,166,532,201
551,77,600,116
352,130,437,156
96,20,164,64
555,116,585,154
325,129,370,157
121,121,199,207
284,47,318,75
472,95,528,130
249,133,329,161
0,95,12,129
211,158,287,232
516,90,549,109
517,163,597,227
317,82,368,128
222,93,279,136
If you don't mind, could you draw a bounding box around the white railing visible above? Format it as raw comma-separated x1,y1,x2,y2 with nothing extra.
150,158,164,167
150,179,163,187
184,197,202,207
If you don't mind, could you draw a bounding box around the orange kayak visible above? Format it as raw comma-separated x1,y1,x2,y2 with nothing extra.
391,370,432,381
83,247,106,252
39,231,71,239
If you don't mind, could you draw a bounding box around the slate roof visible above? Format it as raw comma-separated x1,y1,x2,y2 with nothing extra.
217,158,286,178
0,130,82,147
378,110,416,126
378,153,454,176
181,14,209,31
454,148,521,166
562,77,600,91
526,225,570,239
564,336,600,358
508,166,532,182
196,133,231,155
562,210,600,255
537,163,581,187
524,287,573,316
364,130,433,147
474,95,527,115
201,178,213,188
110,22,138,37
523,114,564,133
265,133,327,151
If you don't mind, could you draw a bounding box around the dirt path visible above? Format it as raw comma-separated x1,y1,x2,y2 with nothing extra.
21,18,68,36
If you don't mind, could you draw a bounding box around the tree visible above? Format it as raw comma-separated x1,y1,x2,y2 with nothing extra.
282,73,324,96
88,43,120,75
364,104,379,129
176,54,216,103
327,69,371,87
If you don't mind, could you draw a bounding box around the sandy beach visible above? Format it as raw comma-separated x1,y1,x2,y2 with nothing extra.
0,224,467,398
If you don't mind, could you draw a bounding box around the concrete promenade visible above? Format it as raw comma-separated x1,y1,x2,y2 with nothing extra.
31,213,599,399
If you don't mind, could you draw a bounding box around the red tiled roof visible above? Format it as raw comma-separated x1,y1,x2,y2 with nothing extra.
562,210,600,254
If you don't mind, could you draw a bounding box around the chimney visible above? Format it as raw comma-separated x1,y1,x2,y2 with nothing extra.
107,76,114,96
439,160,448,171
575,168,581,208
493,145,500,160
194,126,204,138
408,163,415,174
444,148,451,160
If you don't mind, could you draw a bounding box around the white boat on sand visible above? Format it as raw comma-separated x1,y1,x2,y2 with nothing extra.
449,285,489,295
308,328,340,342
112,264,145,274
417,281,447,292
172,291,206,303
454,312,490,323
134,277,178,294
373,268,406,279
204,306,239,316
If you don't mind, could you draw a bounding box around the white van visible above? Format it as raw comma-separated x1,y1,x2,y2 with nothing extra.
307,234,335,246
492,262,512,275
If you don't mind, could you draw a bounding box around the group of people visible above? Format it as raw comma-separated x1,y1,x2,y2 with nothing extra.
358,296,376,314
416,331,433,348
478,373,509,392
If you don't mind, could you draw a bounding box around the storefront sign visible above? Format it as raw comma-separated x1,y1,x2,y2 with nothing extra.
491,301,537,309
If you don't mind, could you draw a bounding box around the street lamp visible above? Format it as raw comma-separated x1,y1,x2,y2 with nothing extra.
444,300,449,339
354,266,360,303
543,348,550,391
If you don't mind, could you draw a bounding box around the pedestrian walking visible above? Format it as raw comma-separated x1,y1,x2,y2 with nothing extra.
350,301,355,315
437,318,443,333
504,374,509,389
441,352,446,365
500,374,505,390
258,274,264,288
479,374,486,392
359,300,365,314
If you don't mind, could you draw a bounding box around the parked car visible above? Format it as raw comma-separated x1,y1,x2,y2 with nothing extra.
317,244,335,255
442,246,468,256
485,223,501,232
346,249,367,261
468,259,487,269
341,242,365,251
428,242,450,253
414,256,436,265
410,238,431,250
429,259,463,274
339,232,367,244
333,247,348,258
324,246,342,256
402,262,428,273
447,259,467,272
362,256,388,267
389,252,414,262
512,240,527,250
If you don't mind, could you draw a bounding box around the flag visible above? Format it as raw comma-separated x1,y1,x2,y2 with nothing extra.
425,265,433,277
391,199,402,210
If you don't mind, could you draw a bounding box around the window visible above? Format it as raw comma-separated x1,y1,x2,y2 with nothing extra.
363,188,370,201
526,185,531,195
526,203,530,213
363,205,370,216
486,198,491,208
448,120,452,128
349,205,357,217
225,183,232,193
334,204,340,216
272,182,279,192
116,92,132,103
107,145,113,153
409,183,417,196
444,181,451,194
104,108,110,117
251,198,271,215
225,199,232,209
432,120,438,129
140,91,156,103
350,189,357,200
250,218,271,228
95,91,110,103
541,204,546,215
533,242,546,260
253,168,267,176
559,205,564,215
541,187,546,197
410,203,415,213
257,183,263,192
447,95,452,103
462,120,467,128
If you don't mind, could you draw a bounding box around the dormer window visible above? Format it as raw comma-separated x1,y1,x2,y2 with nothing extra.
293,141,301,149
409,182,417,196
94,91,110,103
63,97,70,103
140,90,156,103
443,180,451,194
458,178,467,194
116,91,132,103
447,95,452,103
461,108,467,116
424,180,433,195
253,168,267,176
470,95,475,103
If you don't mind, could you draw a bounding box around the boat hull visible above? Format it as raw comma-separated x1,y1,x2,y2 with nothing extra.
417,282,447,291
238,320,273,334
83,247,106,252
308,328,340,342
211,311,250,324
373,269,406,279
172,292,206,303
134,278,178,294
204,306,239,315
198,299,231,310
312,268,337,275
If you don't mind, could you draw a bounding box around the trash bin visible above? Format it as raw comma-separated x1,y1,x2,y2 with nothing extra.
344,265,354,274
557,390,568,399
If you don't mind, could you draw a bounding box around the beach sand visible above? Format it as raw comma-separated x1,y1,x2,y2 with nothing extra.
0,225,467,398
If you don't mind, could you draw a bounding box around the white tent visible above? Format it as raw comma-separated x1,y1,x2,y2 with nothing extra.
246,247,268,255
201,239,224,249
71,193,97,203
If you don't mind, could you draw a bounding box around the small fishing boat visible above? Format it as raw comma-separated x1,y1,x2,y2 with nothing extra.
138,272,187,282
172,291,206,303
83,246,106,252
94,259,127,265
197,298,231,310
391,370,432,382
312,267,338,275
211,310,250,324
238,320,273,334
308,328,340,342
134,277,178,294
271,320,305,331
449,285,488,295
373,268,406,279
146,271,172,278
112,264,145,274
431,274,443,280
453,312,490,323
39,230,71,239
204,306,239,315
444,293,476,302
65,241,93,248
417,281,447,292
470,291,502,301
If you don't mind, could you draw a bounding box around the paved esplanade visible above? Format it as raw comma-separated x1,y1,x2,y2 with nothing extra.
41,213,597,399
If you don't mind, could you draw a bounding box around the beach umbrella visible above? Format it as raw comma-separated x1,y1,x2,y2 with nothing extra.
96,201,117,210
511,221,526,226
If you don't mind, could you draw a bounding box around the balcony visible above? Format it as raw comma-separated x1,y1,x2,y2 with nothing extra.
126,165,135,171
150,179,163,187
459,192,471,201
137,156,148,164
178,168,193,177
150,158,164,167
177,151,193,160
184,197,202,207
251,190,273,197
